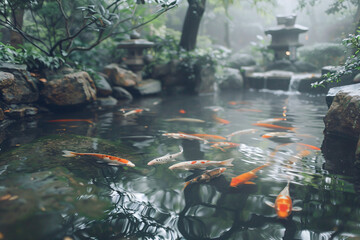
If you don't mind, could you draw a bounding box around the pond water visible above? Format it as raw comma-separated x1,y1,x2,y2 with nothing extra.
0,90,360,240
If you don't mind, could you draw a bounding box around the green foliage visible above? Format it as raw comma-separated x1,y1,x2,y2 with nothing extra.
312,32,360,87
0,42,64,71
298,43,346,69
145,30,228,81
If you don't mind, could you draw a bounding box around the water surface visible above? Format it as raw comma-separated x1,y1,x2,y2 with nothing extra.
0,90,359,240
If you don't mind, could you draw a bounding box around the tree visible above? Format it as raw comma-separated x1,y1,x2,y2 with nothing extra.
179,0,206,51
0,0,179,57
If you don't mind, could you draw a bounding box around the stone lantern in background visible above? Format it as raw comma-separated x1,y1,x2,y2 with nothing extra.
117,31,161,95
265,15,308,61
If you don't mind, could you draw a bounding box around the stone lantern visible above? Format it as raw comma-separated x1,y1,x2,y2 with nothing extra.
117,31,154,83
265,15,308,61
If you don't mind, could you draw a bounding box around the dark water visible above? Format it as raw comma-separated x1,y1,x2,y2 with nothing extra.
1,90,360,240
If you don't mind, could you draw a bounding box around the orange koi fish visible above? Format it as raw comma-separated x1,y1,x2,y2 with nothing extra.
188,133,226,141
296,143,320,151
62,150,135,167
265,181,302,219
183,167,226,190
212,114,230,124
228,101,251,105
210,142,240,152
252,123,296,131
256,118,286,124
169,158,234,170
230,163,271,187
179,109,186,114
48,119,94,124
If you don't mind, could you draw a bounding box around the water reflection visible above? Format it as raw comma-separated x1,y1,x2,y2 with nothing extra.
2,91,360,239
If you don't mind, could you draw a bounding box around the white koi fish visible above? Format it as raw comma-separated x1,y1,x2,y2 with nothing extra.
169,158,234,170
226,129,258,141
162,133,208,143
147,146,183,166
264,181,302,219
257,118,286,124
164,118,205,123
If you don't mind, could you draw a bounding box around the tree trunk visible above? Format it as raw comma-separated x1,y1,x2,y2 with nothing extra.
179,0,206,51
10,8,24,48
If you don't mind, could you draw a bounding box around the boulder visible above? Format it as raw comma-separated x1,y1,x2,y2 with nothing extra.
103,64,137,87
129,79,162,96
41,71,96,107
94,73,112,97
112,86,133,100
218,67,244,90
96,96,118,107
0,63,39,104
326,83,360,108
0,71,14,88
323,89,360,139
228,53,256,69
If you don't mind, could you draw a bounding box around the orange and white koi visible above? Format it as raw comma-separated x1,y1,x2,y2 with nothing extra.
212,114,230,124
264,181,302,219
210,142,240,152
147,146,183,166
256,118,286,124
252,123,296,131
230,163,271,187
226,129,258,141
164,118,205,123
48,119,94,124
123,109,144,117
183,167,227,190
62,150,135,167
288,149,312,164
162,133,208,143
187,133,226,141
169,158,234,170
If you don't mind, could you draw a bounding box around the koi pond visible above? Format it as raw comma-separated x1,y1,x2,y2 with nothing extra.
1,90,360,240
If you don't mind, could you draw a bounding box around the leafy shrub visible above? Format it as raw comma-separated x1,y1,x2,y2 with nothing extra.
312,32,360,87
0,43,64,71
298,43,346,69
145,30,229,81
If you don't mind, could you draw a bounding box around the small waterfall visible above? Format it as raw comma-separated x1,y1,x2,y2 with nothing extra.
288,73,314,92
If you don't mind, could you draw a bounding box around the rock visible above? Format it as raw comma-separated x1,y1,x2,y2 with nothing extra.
246,70,293,90
228,53,256,69
323,89,360,139
218,67,244,90
151,60,179,79
0,63,39,104
112,86,133,100
96,96,118,106
0,108,4,121
94,73,112,97
354,73,360,83
321,65,358,89
4,106,38,119
41,71,96,107
193,65,216,94
326,83,360,108
0,71,14,88
103,64,137,87
128,79,161,96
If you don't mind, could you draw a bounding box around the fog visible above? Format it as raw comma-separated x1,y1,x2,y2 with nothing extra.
166,0,356,51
